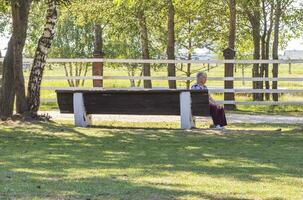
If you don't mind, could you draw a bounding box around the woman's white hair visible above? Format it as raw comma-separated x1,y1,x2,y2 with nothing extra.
196,72,207,79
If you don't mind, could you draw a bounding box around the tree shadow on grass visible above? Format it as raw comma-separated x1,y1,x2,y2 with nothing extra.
0,121,302,199
1,173,259,200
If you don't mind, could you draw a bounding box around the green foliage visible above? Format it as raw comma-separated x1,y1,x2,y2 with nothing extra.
22,0,303,59
49,10,94,58
24,2,46,57
0,0,10,37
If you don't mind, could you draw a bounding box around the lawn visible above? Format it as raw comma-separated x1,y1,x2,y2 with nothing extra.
0,121,302,200
26,62,303,115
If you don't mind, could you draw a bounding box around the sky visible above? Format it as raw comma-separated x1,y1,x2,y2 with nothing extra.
1,35,303,57
0,35,9,56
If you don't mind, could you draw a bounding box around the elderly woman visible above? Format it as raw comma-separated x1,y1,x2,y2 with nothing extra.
191,72,227,129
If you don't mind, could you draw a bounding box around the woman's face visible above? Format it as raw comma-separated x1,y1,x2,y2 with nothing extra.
198,75,207,85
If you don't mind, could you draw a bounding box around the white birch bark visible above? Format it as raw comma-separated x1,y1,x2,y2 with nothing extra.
27,0,57,116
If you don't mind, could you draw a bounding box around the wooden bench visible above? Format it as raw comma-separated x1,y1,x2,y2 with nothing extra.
56,90,210,129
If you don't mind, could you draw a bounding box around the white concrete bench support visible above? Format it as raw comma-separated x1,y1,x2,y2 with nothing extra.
180,92,195,129
73,93,92,127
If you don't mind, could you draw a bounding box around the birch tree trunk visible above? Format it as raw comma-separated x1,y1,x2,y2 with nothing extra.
27,0,58,116
167,0,176,89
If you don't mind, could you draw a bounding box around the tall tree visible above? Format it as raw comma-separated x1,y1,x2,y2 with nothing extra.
92,24,104,87
138,10,152,88
243,0,263,101
27,0,58,116
272,0,282,101
167,0,176,89
0,51,2,87
175,0,217,88
69,0,116,88
0,0,32,118
271,0,298,101
226,0,236,109
228,0,236,49
261,0,274,100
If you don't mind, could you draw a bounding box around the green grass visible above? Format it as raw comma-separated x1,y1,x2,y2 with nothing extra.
24,63,303,115
232,104,303,116
1,121,303,199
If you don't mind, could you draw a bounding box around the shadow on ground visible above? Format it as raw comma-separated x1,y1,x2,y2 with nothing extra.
0,121,302,200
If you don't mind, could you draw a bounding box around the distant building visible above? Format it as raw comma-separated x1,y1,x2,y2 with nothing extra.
177,48,216,60
282,50,303,59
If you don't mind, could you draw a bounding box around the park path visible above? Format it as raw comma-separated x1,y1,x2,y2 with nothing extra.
39,111,303,124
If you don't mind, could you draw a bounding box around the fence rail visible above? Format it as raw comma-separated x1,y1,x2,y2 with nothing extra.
39,99,303,105
1,58,303,106
1,58,303,64
39,87,303,94
1,76,302,81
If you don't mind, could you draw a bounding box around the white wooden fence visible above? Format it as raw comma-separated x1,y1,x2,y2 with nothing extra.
0,58,303,105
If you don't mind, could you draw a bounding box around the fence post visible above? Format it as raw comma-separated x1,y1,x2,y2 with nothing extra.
92,50,104,87
223,48,236,110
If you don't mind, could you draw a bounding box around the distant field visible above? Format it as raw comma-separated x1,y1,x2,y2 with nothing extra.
23,62,303,114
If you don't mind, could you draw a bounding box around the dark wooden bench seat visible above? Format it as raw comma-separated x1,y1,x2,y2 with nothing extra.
56,90,210,129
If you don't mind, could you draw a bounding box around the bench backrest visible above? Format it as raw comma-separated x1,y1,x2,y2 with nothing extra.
56,90,210,116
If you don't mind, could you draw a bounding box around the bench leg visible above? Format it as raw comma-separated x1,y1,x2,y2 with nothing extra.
180,92,195,129
73,93,92,127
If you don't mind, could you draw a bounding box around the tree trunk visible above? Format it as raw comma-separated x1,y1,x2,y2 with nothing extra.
167,0,176,89
138,10,152,88
0,51,2,88
186,44,192,89
246,2,263,101
0,0,32,119
226,0,236,110
228,0,236,50
186,19,192,89
264,2,274,101
272,1,281,102
252,24,262,101
127,66,135,88
0,38,15,118
261,0,267,100
92,24,104,87
27,0,57,116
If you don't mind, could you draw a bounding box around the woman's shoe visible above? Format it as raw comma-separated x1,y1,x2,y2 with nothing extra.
215,125,222,129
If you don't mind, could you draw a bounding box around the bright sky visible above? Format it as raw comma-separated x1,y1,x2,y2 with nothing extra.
0,36,9,56
285,37,303,50
1,35,303,57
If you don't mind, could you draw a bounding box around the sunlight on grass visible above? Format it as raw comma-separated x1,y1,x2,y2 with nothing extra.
0,121,302,199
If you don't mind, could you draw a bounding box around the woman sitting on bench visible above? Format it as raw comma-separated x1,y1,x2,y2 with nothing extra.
191,72,227,129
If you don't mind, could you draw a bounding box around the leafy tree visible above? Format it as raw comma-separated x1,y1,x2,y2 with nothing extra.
51,10,94,87
27,0,70,116
0,0,32,119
